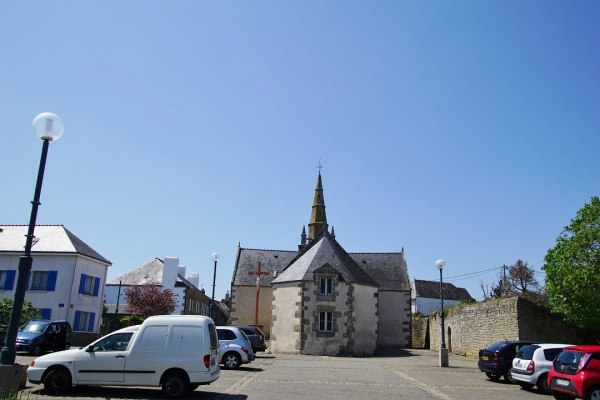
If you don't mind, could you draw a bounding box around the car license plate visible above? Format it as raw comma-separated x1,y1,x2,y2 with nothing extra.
556,378,569,387
482,355,489,361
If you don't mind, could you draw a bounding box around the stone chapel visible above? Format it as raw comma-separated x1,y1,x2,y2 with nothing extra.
229,172,411,355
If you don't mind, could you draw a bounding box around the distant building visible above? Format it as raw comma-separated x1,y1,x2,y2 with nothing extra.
0,225,111,337
103,257,229,327
230,172,412,355
411,279,473,316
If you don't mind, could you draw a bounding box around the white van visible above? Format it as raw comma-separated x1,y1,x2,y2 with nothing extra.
28,315,220,398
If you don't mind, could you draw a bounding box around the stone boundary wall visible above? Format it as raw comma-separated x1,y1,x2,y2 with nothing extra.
422,296,598,357
411,317,429,349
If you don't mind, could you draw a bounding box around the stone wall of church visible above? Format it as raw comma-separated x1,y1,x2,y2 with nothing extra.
302,280,349,356
351,284,378,356
270,282,303,354
377,290,412,348
229,285,273,337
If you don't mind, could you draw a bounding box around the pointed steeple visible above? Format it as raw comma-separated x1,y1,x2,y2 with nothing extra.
308,171,328,240
298,225,307,251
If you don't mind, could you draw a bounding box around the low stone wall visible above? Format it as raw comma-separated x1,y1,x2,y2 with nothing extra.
424,296,598,358
411,317,429,349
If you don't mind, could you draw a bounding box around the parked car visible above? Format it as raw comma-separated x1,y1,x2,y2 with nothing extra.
28,315,220,398
510,343,572,393
548,345,600,400
236,325,267,352
217,326,255,369
478,340,535,382
16,319,72,356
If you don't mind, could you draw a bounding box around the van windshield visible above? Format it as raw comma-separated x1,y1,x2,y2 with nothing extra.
19,321,49,334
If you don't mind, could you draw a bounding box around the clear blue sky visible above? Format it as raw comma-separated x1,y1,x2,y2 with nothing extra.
2,1,599,302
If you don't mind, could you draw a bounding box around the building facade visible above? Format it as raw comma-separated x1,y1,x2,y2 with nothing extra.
410,279,473,316
0,225,111,335
230,172,412,355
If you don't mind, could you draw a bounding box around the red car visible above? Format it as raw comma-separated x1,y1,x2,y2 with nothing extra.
548,345,600,400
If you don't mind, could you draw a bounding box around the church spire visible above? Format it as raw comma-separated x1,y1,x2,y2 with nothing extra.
308,171,328,240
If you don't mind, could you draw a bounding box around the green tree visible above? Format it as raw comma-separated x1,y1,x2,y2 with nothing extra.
543,196,600,329
0,298,41,333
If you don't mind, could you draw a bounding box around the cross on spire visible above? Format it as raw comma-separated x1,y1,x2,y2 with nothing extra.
317,158,323,172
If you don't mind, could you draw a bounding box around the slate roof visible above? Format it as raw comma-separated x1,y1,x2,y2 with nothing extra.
106,258,200,289
273,230,379,287
412,279,473,301
0,224,111,265
232,233,408,291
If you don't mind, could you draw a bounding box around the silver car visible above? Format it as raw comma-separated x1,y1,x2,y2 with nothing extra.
216,326,255,369
510,343,572,394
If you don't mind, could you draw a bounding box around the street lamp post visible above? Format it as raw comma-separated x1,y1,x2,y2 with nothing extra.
436,259,449,367
0,113,64,366
210,252,220,320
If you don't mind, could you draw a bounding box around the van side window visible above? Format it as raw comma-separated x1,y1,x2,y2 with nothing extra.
92,332,134,352
170,326,203,351
137,325,168,352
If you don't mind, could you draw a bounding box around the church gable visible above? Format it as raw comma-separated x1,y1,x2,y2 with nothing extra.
230,170,410,351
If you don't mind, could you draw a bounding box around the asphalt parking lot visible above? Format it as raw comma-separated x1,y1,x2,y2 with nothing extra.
16,349,552,400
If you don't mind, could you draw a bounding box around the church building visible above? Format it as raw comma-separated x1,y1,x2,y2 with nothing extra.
229,172,411,355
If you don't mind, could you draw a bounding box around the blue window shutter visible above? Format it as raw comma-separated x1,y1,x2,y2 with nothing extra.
41,308,51,319
79,274,87,294
5,270,16,290
46,271,57,291
88,312,96,332
74,311,81,331
93,277,100,297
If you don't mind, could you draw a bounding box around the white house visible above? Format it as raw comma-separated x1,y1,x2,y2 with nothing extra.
411,279,473,316
0,225,111,335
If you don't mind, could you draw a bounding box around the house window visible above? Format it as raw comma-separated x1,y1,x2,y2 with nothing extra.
74,311,95,332
28,270,57,291
79,274,100,296
31,271,48,290
83,275,95,295
319,277,333,296
319,311,333,332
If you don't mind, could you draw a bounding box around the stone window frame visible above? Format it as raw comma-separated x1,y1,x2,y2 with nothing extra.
314,264,338,302
318,310,333,332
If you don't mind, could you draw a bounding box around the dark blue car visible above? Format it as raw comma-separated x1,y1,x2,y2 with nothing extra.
15,319,71,356
478,340,534,383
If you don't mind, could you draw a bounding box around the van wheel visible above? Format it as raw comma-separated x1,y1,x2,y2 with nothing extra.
44,368,72,394
222,352,242,369
162,372,190,399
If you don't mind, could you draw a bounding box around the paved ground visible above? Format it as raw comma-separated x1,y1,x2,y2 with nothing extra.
15,349,551,400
